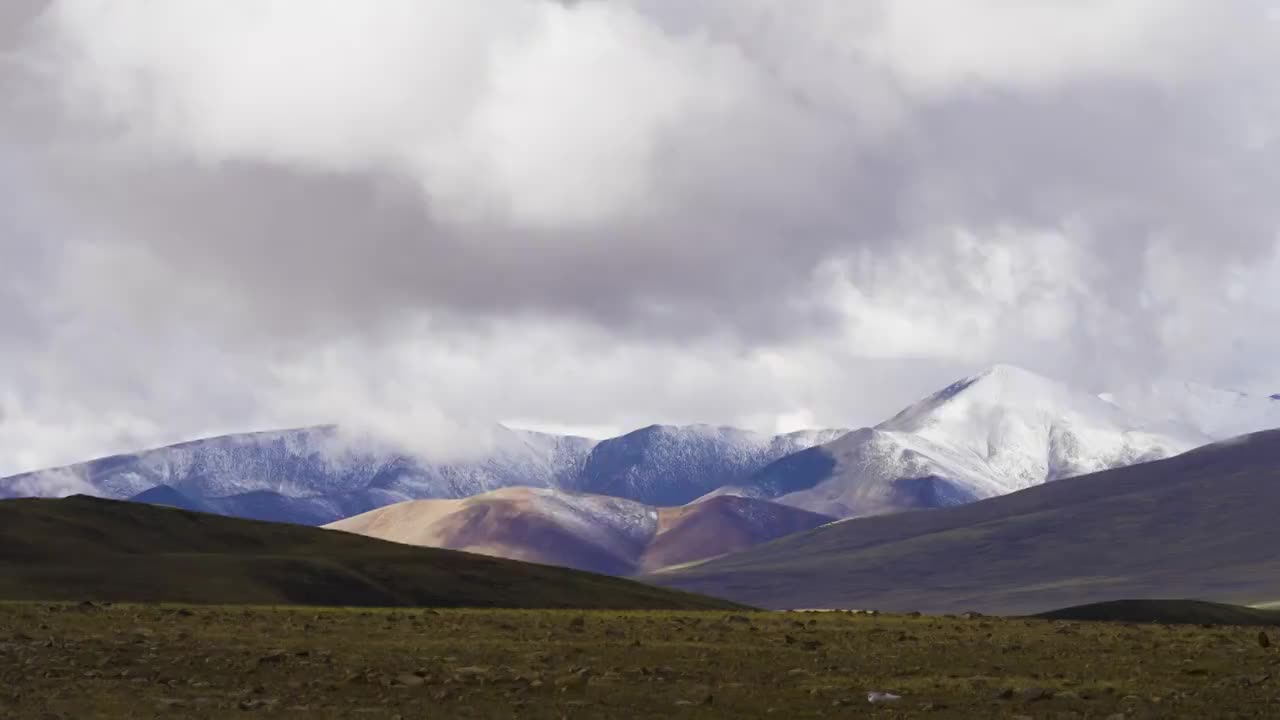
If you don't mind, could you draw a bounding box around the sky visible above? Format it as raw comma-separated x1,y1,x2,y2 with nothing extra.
2,0,1280,476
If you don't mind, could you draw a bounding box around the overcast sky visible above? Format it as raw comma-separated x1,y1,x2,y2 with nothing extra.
2,0,1280,475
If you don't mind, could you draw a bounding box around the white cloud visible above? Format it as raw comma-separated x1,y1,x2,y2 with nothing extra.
1,0,1279,475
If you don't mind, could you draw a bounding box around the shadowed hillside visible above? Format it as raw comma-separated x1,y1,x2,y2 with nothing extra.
651,430,1280,614
1036,599,1280,627
0,495,742,610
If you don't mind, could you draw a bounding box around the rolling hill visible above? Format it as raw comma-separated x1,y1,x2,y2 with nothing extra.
0,495,742,610
326,488,834,575
650,429,1280,615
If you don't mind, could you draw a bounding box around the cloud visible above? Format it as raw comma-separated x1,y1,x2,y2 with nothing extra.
1,1,1279,474
1,467,98,499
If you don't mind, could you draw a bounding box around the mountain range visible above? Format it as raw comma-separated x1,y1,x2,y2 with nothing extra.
0,422,843,526
2,364,1277,541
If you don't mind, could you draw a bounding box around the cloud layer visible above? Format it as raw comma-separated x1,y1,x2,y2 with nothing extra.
2,0,1279,474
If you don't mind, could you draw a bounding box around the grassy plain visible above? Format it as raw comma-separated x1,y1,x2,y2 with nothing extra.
3,603,1278,719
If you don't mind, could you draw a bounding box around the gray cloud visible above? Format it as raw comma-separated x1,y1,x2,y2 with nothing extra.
1,0,1279,474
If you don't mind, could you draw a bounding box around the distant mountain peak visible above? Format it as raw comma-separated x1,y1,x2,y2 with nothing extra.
876,364,1092,437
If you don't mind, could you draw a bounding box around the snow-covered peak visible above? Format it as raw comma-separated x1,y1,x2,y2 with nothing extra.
877,364,1179,444
829,364,1210,499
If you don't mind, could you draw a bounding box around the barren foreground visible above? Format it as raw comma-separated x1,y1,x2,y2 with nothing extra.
2,603,1278,719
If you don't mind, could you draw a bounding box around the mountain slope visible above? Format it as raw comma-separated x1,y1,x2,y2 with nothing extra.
637,495,835,573
327,489,834,575
718,365,1208,518
568,424,846,506
0,495,742,609
650,429,1280,614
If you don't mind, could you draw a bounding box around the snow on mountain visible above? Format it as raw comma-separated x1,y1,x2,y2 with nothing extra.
0,424,597,515
876,364,1205,490
566,424,848,506
0,421,840,526
722,365,1212,518
1101,381,1280,440
327,488,834,575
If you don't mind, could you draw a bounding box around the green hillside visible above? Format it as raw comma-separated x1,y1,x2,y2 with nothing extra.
0,495,741,610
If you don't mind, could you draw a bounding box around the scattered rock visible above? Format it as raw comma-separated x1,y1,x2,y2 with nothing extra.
866,691,901,704
995,688,1015,700
568,616,586,631
1260,632,1271,649
154,698,187,711
393,674,425,688
257,651,287,665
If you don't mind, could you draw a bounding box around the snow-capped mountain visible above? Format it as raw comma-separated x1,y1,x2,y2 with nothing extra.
0,421,843,525
0,424,598,524
719,365,1220,518
326,487,834,575
565,424,848,506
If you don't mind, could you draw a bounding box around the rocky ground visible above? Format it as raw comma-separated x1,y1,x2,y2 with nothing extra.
1,603,1277,718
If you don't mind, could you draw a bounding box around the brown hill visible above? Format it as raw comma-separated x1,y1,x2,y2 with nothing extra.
327,488,833,575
